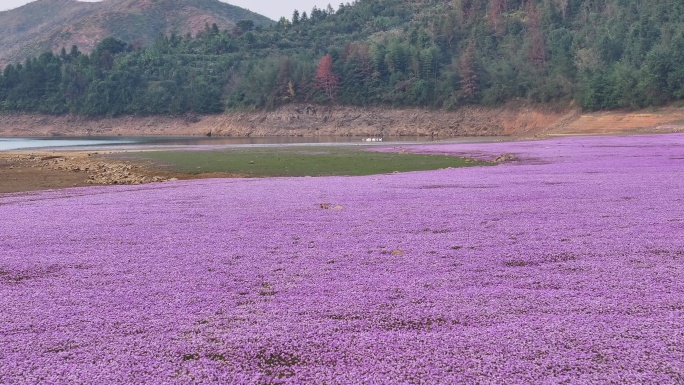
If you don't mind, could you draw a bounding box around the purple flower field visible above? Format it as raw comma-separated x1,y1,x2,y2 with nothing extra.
1,134,683,384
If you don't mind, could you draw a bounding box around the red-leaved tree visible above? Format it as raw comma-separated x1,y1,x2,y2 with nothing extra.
459,41,479,101
525,1,546,68
487,0,508,36
313,55,339,101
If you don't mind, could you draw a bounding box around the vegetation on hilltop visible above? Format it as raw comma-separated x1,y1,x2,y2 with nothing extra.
0,0,273,67
1,0,684,117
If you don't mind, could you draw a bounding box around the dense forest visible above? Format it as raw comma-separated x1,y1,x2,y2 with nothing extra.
1,0,684,116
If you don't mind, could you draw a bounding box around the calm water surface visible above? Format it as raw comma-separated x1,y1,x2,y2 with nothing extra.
0,135,504,151
0,137,138,151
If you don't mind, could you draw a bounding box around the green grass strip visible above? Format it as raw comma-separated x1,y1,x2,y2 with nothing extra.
119,146,486,177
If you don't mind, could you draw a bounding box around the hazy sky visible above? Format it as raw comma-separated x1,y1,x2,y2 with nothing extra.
0,0,336,20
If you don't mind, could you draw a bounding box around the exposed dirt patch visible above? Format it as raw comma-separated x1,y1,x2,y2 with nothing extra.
543,107,684,135
0,151,183,194
3,104,684,139
0,114,212,137
0,150,277,194
0,104,567,138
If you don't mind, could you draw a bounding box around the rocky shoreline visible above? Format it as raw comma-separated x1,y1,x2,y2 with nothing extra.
31,154,173,185
0,151,179,193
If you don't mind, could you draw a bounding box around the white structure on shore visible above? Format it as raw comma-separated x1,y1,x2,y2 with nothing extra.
362,138,383,142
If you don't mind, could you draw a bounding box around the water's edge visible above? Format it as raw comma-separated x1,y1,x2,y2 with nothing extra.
0,136,508,152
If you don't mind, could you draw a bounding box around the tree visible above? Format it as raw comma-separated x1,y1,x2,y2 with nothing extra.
314,55,340,100
525,1,546,68
459,41,479,102
487,0,507,35
99,50,115,71
276,17,291,30
69,45,81,58
95,37,128,55
236,20,255,33
275,58,296,102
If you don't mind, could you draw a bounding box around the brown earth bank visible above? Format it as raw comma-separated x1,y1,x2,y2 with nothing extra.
3,104,684,138
0,151,221,194
0,105,684,138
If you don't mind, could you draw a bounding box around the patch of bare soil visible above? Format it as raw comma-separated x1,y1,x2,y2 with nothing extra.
544,107,684,135
0,104,569,138
0,151,182,194
3,104,684,139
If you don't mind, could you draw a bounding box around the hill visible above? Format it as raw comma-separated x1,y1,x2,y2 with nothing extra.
1,0,684,118
0,0,273,67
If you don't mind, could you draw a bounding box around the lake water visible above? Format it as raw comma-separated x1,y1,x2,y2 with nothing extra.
0,135,496,152
0,137,140,151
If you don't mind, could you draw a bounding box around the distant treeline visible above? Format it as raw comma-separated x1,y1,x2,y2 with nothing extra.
1,0,684,116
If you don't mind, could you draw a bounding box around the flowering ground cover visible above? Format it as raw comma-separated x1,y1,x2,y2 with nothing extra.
1,134,683,384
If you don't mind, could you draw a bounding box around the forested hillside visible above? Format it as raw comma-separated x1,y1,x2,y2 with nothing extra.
1,0,683,116
0,0,273,67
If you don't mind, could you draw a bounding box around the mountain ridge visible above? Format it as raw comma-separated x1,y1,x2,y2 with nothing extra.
0,0,273,66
